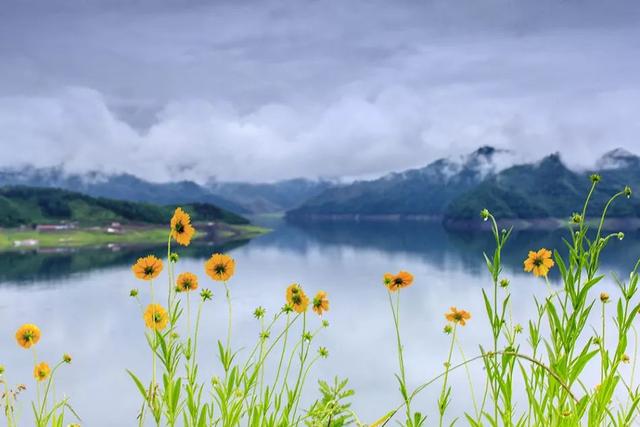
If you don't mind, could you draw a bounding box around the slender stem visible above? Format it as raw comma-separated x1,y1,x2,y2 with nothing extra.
167,232,173,313
186,291,191,337
601,301,606,384
272,313,292,391
439,325,457,427
456,335,479,419
388,290,410,420
38,362,63,423
631,325,638,393
224,281,232,357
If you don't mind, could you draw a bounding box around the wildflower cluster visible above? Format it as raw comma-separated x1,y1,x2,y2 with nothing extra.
127,207,334,426
1,324,78,427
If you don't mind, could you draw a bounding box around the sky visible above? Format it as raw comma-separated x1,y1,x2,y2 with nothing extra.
1,0,640,183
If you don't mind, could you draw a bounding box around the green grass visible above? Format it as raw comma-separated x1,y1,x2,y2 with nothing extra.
0,224,269,250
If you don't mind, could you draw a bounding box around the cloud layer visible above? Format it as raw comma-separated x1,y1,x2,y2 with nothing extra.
1,0,640,182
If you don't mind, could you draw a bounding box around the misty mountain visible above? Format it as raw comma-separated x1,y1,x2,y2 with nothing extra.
0,167,333,214
207,178,336,213
287,146,517,218
287,147,640,224
0,167,248,214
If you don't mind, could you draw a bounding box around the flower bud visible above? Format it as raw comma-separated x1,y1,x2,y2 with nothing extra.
200,288,213,302
253,306,266,319
318,347,329,358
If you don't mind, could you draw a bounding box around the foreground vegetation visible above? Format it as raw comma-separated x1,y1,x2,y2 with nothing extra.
2,175,640,426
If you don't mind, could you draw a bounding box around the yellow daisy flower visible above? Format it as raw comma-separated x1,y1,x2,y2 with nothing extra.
523,248,555,277
16,324,41,349
205,253,235,282
144,304,169,331
384,271,414,292
171,207,196,246
445,307,471,326
33,362,51,382
286,284,309,313
176,272,199,292
312,291,329,316
132,255,163,281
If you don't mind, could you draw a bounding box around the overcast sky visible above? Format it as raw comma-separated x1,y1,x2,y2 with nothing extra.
1,0,639,183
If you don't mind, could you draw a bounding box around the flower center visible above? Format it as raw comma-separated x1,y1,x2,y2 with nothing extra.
144,266,155,276
533,257,543,267
214,264,226,275
292,294,302,304
175,221,184,233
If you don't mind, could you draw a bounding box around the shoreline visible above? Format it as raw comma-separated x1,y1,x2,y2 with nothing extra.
0,222,270,252
286,214,640,231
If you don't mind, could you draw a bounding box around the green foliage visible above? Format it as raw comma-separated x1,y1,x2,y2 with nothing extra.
0,186,249,227
305,377,355,427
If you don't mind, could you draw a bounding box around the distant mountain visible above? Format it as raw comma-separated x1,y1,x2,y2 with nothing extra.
444,152,640,223
0,167,248,214
0,167,334,215
287,147,640,226
207,178,336,213
0,186,248,228
287,146,516,218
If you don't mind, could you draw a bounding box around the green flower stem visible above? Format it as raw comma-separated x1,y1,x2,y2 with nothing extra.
37,361,64,425
388,289,411,422
224,281,232,363
438,324,457,427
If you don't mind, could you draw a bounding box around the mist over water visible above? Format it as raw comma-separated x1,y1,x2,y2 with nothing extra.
0,221,637,425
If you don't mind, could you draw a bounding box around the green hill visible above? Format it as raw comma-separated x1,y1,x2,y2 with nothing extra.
444,154,640,223
0,186,249,228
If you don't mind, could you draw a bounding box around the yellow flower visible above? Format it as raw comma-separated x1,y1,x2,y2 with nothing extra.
176,272,199,292
286,284,309,313
170,207,196,246
312,291,329,316
33,362,50,382
383,271,414,292
445,307,471,326
205,253,235,282
132,255,163,281
523,248,555,277
16,324,41,349
144,304,169,331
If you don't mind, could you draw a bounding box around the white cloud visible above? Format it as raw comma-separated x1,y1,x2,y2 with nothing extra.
0,1,639,182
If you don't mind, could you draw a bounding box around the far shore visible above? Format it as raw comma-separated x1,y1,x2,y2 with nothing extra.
285,214,640,231
0,222,270,251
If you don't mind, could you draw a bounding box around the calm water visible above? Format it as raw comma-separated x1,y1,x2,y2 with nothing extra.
1,221,639,425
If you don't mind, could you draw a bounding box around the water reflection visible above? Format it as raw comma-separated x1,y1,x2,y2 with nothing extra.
0,241,250,284
4,221,639,285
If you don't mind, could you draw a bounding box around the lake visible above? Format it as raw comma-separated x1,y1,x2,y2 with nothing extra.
1,220,639,425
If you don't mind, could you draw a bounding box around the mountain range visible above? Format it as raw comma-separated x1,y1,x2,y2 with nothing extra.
3,147,640,227
286,147,640,226
0,167,333,215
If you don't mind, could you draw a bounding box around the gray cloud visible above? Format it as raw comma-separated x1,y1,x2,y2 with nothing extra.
1,0,639,182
